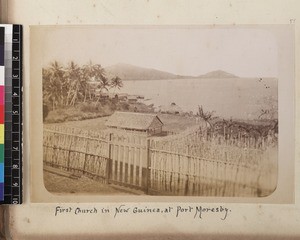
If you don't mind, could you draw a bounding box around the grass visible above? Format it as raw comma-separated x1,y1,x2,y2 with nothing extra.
43,171,134,195
44,99,159,124
44,112,199,133
45,116,110,131
44,99,201,133
43,112,277,197
44,100,131,123
158,113,199,132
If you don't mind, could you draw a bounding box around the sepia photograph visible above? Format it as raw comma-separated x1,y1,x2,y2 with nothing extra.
39,26,278,197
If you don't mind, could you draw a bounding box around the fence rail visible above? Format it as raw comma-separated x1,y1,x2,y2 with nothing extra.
148,127,276,197
43,125,148,189
43,125,277,197
43,126,109,183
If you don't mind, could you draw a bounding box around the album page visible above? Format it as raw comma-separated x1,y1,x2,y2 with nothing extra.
3,0,300,239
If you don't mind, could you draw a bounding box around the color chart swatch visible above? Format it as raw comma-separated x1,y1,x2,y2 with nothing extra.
0,27,5,201
0,24,22,204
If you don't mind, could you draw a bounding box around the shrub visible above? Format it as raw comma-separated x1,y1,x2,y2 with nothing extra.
79,102,101,112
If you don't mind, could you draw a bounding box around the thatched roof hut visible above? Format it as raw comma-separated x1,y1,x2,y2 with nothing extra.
106,111,164,135
158,103,183,115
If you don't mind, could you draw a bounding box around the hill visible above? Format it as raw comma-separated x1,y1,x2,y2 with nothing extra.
104,63,239,80
197,70,238,78
104,63,190,81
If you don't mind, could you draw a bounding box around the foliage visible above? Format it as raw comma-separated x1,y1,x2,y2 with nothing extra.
257,95,278,120
43,61,123,110
110,76,123,91
44,100,136,123
196,105,215,122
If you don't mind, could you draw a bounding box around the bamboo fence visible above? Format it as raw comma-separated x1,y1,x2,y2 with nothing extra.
43,125,277,197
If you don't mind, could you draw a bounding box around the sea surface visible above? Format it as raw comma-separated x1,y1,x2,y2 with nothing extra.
116,78,277,120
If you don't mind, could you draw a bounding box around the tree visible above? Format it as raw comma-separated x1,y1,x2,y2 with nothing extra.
196,105,216,129
42,60,120,107
92,64,109,100
82,60,97,102
99,77,110,92
110,76,123,92
64,61,84,106
93,64,107,84
257,95,278,120
42,61,65,110
196,105,215,122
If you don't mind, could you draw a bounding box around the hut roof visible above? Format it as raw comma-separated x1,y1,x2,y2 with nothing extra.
105,111,163,130
128,95,138,100
159,103,183,113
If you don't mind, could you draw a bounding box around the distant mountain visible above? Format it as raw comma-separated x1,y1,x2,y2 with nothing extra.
104,63,190,81
197,70,238,78
104,63,239,80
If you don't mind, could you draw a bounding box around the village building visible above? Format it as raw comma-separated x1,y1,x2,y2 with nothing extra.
98,92,109,99
105,111,164,136
94,89,104,98
94,91,118,100
127,95,138,103
118,93,128,101
136,95,144,99
87,80,101,89
107,93,118,99
158,102,183,115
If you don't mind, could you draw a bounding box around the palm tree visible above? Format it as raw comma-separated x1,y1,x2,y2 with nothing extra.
82,60,97,102
64,61,84,106
110,76,123,92
43,60,113,107
83,60,96,78
43,80,63,110
42,61,65,109
49,61,64,77
99,77,110,92
92,64,110,102
93,64,107,83
196,105,215,128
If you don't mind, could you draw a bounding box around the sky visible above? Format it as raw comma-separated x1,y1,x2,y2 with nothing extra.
38,26,278,78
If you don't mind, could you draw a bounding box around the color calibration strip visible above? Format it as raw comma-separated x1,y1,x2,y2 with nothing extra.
0,27,5,201
1,24,12,204
11,25,22,204
0,24,22,204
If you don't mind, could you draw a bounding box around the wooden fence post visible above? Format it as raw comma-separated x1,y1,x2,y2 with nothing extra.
82,137,89,175
106,133,112,184
146,139,151,194
66,136,73,171
184,145,190,196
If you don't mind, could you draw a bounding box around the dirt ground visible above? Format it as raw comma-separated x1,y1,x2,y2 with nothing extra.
44,113,198,133
43,171,136,195
44,116,110,131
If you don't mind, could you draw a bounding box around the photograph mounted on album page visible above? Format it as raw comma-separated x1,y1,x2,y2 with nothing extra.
29,24,295,203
